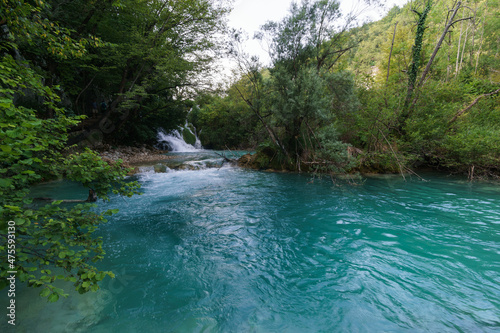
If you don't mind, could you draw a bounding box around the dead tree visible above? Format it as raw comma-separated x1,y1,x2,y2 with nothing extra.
386,22,398,84
417,1,473,89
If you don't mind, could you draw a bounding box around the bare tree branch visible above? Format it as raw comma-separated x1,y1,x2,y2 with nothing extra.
449,87,500,124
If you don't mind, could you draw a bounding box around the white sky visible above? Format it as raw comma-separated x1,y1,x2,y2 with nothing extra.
215,0,409,84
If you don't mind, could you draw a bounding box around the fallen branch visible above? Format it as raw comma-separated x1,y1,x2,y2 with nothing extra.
224,145,241,161
379,129,406,181
214,152,237,163
449,87,500,124
378,130,427,182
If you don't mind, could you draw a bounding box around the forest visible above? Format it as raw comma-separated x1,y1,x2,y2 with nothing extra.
0,0,499,302
193,0,500,178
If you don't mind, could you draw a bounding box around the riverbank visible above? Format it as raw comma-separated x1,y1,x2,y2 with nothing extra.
236,150,500,181
93,145,173,174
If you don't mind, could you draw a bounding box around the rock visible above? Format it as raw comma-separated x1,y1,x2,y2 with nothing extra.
176,164,196,171
237,153,254,168
95,145,173,167
154,164,168,173
237,152,276,170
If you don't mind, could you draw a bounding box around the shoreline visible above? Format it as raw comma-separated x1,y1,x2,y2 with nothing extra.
95,145,173,173
93,146,499,182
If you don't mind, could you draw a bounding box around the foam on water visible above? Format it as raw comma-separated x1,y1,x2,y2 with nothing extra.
157,127,202,152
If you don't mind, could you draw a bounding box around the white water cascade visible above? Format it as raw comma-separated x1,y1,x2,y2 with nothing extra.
157,126,203,152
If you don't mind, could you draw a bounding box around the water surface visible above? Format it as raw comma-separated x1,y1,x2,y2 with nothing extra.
4,153,500,332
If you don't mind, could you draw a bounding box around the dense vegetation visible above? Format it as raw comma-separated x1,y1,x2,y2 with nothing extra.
1,0,228,301
193,0,500,178
344,0,500,177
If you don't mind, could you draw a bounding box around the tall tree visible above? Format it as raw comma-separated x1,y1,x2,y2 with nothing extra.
402,1,432,115
418,1,472,90
250,0,358,169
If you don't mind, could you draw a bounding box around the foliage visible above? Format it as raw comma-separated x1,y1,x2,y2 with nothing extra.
190,88,259,150
1,0,140,301
403,1,431,112
202,0,500,177
219,0,360,171
315,125,356,174
339,0,500,175
11,0,230,145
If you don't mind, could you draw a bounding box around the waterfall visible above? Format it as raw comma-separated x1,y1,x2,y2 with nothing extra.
157,126,203,152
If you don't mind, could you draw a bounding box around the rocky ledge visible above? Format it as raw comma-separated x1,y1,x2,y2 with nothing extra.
94,145,172,173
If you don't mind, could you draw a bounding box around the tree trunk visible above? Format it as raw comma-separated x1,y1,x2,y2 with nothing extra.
459,22,470,72
386,22,398,84
469,4,477,66
455,9,465,75
418,2,464,89
447,31,452,81
475,16,485,74
401,4,432,118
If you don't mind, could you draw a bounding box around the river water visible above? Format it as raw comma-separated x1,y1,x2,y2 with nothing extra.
4,151,500,332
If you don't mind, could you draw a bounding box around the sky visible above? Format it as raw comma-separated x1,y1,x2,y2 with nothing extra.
217,0,410,82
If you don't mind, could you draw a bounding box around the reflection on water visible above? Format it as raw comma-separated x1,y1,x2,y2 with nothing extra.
3,153,500,332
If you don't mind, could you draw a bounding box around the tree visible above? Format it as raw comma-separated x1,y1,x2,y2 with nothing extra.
47,0,231,146
402,1,432,115
228,45,289,157
325,0,500,177
191,85,260,150
252,0,357,170
1,0,140,302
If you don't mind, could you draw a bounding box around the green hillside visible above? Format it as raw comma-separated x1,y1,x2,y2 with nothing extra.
341,0,500,176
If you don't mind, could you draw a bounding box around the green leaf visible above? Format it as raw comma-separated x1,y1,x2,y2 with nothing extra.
39,288,51,297
96,272,106,281
0,178,13,188
14,218,26,226
4,205,21,211
48,293,59,303
0,145,12,153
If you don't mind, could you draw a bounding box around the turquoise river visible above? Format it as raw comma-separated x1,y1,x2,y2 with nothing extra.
2,151,500,332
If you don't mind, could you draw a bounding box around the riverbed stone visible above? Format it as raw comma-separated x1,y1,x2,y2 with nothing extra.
154,164,168,173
